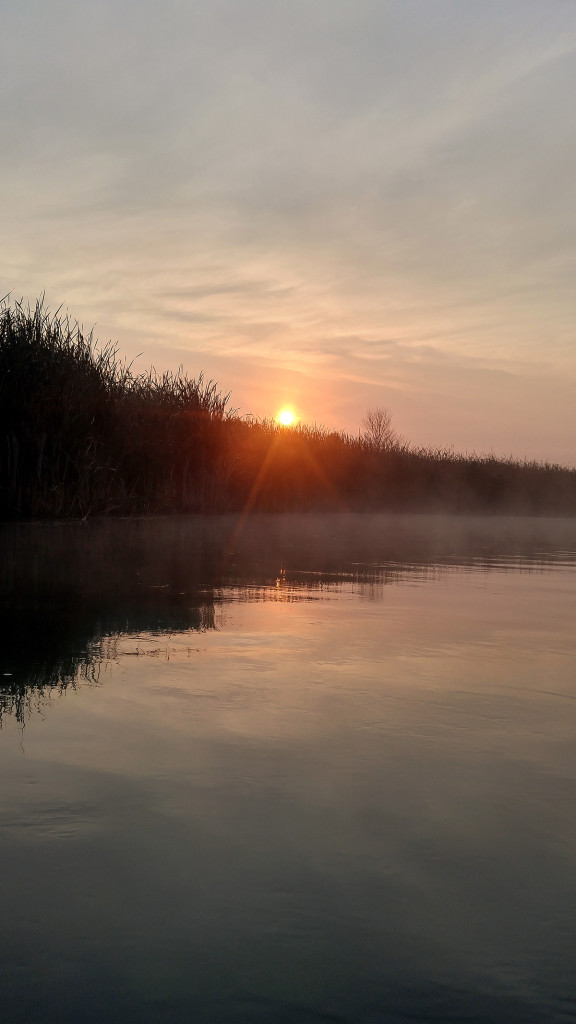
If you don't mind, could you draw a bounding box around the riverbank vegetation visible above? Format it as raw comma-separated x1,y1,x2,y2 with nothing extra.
1,297,575,519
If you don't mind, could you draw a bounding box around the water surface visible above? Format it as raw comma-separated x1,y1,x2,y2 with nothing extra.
2,515,576,1023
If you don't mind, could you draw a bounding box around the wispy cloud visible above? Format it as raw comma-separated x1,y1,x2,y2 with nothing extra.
2,0,576,460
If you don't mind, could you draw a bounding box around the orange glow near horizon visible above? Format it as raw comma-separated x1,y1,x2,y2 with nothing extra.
277,407,298,427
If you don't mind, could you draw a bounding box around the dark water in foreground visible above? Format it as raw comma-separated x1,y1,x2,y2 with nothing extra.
1,514,576,1024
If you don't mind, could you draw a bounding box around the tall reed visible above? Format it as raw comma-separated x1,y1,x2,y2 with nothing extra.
0,298,230,516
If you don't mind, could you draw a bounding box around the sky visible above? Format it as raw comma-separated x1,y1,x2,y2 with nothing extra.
2,0,576,463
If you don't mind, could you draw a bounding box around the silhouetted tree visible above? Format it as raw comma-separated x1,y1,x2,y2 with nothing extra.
361,407,400,452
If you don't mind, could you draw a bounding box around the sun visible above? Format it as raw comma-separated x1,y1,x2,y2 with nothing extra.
277,407,297,427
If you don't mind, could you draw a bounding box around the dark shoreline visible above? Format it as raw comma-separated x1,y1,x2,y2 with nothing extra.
3,298,575,520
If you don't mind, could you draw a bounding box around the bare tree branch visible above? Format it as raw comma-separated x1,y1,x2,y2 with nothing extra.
361,407,400,452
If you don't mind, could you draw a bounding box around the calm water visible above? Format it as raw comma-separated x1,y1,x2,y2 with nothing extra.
2,514,576,1024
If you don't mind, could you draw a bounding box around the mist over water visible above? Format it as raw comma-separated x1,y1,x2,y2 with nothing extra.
2,515,576,1023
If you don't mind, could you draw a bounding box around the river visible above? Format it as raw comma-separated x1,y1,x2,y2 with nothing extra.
1,514,576,1023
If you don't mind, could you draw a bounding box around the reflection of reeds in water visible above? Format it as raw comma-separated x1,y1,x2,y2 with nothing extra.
0,656,100,725
0,595,218,725
2,514,576,723
0,631,208,724
2,297,576,518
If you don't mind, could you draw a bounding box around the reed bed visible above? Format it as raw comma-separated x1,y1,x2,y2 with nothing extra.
1,297,575,518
